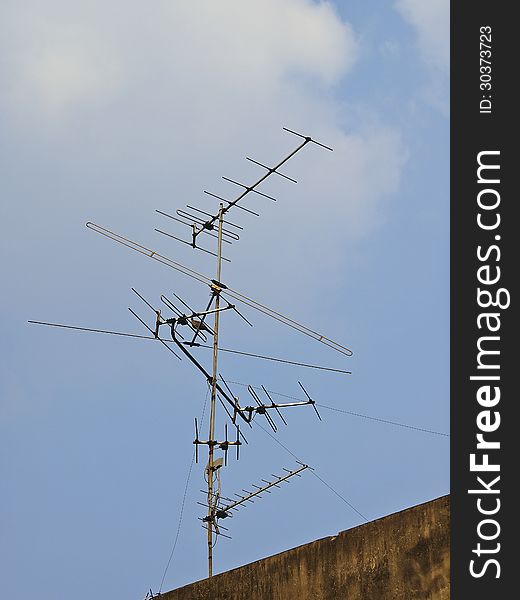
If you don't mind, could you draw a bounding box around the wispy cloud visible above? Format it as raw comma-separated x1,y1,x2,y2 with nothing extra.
394,0,449,113
2,0,356,120
1,0,406,311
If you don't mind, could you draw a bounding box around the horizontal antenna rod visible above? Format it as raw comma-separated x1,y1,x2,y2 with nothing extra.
222,176,277,201
155,210,234,244
155,228,232,262
186,205,243,230
28,320,154,340
246,156,297,183
203,191,260,217
86,222,353,357
282,127,334,151
28,321,348,375
189,343,351,374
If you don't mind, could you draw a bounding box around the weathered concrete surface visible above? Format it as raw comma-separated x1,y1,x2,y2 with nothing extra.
162,495,449,600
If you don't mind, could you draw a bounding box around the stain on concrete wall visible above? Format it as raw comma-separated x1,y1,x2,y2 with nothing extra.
161,495,449,600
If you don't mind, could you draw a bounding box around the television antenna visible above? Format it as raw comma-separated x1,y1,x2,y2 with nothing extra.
29,127,352,579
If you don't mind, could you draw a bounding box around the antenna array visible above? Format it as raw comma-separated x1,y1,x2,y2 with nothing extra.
29,127,352,580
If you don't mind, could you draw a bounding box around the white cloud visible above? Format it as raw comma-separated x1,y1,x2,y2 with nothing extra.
395,0,449,71
394,0,449,112
16,46,119,115
1,4,121,118
2,0,356,120
0,0,405,311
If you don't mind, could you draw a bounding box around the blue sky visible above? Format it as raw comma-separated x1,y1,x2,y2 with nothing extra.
0,1,448,597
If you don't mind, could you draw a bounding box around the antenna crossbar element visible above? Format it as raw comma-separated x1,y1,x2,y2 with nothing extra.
155,227,232,262
193,419,242,465
156,209,233,243
201,523,232,540
177,209,240,241
245,156,297,184
247,385,278,432
298,381,322,421
157,208,240,243
237,383,322,429
204,190,260,217
282,126,334,151
161,294,209,342
186,205,244,230
262,385,287,426
221,176,277,201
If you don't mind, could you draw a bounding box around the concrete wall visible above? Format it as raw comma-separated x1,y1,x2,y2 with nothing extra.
161,495,449,600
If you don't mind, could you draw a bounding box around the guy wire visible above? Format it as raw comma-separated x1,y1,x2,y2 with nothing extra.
158,386,210,593
253,420,368,522
229,382,449,438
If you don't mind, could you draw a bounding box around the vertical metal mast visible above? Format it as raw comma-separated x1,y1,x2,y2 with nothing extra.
207,203,224,577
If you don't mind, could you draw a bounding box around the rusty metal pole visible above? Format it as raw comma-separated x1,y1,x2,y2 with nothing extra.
207,203,224,578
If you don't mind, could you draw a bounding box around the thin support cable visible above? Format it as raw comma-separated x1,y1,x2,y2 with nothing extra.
27,320,154,339
158,449,196,594
158,387,210,593
229,381,449,438
316,404,449,438
308,470,368,522
191,345,350,374
253,420,368,522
